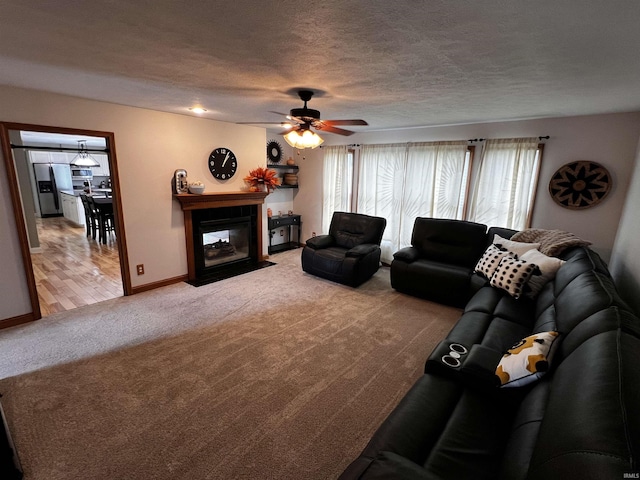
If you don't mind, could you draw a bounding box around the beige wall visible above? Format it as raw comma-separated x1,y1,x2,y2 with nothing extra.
0,85,276,321
610,138,640,315
302,112,640,261
2,84,639,321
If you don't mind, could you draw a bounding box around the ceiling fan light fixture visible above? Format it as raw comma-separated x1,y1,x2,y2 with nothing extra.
70,140,100,167
283,129,324,149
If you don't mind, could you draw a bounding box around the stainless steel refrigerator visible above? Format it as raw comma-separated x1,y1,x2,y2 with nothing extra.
33,163,73,217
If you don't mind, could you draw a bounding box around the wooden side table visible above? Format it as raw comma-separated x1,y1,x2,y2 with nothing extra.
268,214,301,254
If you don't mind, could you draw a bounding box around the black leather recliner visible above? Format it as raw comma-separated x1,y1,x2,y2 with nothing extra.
301,212,387,287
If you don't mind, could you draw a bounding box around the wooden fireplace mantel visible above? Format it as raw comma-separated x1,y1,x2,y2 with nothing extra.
174,191,269,280
174,191,269,210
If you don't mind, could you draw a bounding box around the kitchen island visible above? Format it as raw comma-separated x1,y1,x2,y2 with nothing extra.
59,191,85,226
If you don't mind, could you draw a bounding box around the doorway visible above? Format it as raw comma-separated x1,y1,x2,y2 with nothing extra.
0,122,131,326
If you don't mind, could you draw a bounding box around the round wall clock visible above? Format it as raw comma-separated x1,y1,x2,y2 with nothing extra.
267,140,283,164
548,161,611,209
208,147,237,180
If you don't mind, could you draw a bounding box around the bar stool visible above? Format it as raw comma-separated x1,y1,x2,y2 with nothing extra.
89,196,116,244
80,194,98,239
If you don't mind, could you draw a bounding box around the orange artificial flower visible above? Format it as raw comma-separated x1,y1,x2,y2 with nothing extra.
243,166,282,192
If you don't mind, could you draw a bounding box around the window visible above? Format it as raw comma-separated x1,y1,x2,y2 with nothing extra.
322,137,542,262
356,141,469,262
322,146,353,233
467,138,541,230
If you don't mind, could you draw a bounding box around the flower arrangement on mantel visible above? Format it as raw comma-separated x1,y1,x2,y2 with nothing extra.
243,166,281,193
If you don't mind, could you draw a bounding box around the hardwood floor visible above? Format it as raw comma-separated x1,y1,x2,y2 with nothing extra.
31,216,123,316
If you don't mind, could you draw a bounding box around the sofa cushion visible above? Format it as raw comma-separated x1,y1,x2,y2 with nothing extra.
339,373,522,480
329,212,386,249
411,218,487,268
391,258,476,307
496,331,560,388
524,331,640,479
303,246,347,276
489,256,538,299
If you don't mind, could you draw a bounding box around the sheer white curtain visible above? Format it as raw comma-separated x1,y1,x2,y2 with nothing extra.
322,145,353,233
357,141,468,262
467,138,540,230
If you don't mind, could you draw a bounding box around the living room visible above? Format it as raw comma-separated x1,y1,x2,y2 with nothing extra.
1,2,640,479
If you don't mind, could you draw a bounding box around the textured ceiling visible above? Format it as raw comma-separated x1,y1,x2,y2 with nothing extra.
1,1,640,133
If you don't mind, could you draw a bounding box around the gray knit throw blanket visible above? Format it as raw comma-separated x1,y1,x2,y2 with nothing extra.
511,228,591,257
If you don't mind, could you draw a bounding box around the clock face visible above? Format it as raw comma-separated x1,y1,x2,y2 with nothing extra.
208,147,237,180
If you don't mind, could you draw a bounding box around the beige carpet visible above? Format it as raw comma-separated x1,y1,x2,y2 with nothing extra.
0,250,461,480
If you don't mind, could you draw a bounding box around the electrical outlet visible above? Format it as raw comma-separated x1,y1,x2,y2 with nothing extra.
136,264,144,275
280,229,284,236
312,232,316,237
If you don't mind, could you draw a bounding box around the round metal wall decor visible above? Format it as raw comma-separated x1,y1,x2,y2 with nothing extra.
267,140,283,164
548,161,611,210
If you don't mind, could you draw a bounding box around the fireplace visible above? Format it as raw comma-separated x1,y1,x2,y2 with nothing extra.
199,217,251,270
174,191,270,285
193,205,258,280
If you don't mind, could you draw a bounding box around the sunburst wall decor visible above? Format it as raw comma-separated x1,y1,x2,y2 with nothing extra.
267,140,283,164
548,161,611,209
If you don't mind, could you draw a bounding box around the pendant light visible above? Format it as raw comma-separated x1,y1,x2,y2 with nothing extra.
70,140,100,167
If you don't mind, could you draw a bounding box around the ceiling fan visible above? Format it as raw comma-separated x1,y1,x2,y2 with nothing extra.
238,89,368,137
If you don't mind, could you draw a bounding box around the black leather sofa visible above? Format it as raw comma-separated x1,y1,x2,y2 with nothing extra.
340,229,640,479
301,212,386,287
391,217,515,307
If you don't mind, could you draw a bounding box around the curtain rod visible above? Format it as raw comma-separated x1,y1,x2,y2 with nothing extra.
10,144,110,153
468,136,549,142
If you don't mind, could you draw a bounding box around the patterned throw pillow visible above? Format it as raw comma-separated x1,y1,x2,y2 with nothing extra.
495,331,560,388
474,244,511,280
493,234,540,257
489,256,538,299
520,249,566,297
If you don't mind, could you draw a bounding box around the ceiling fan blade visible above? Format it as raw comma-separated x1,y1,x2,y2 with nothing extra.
236,121,291,125
314,124,355,136
269,110,305,124
321,119,369,126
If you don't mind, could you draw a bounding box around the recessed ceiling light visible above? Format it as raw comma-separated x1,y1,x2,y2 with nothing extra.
189,107,207,114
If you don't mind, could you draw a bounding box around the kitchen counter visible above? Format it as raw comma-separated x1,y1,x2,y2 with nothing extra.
60,189,111,197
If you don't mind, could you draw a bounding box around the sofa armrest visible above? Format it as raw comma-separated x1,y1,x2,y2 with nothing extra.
425,341,501,389
346,243,379,258
305,235,334,249
393,246,420,263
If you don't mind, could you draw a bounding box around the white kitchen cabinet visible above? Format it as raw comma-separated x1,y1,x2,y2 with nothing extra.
92,154,110,176
29,151,51,164
60,192,85,226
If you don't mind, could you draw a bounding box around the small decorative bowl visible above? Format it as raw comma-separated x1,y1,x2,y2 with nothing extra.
189,185,205,194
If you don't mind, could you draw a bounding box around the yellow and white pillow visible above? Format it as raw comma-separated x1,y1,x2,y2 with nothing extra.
495,331,560,388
